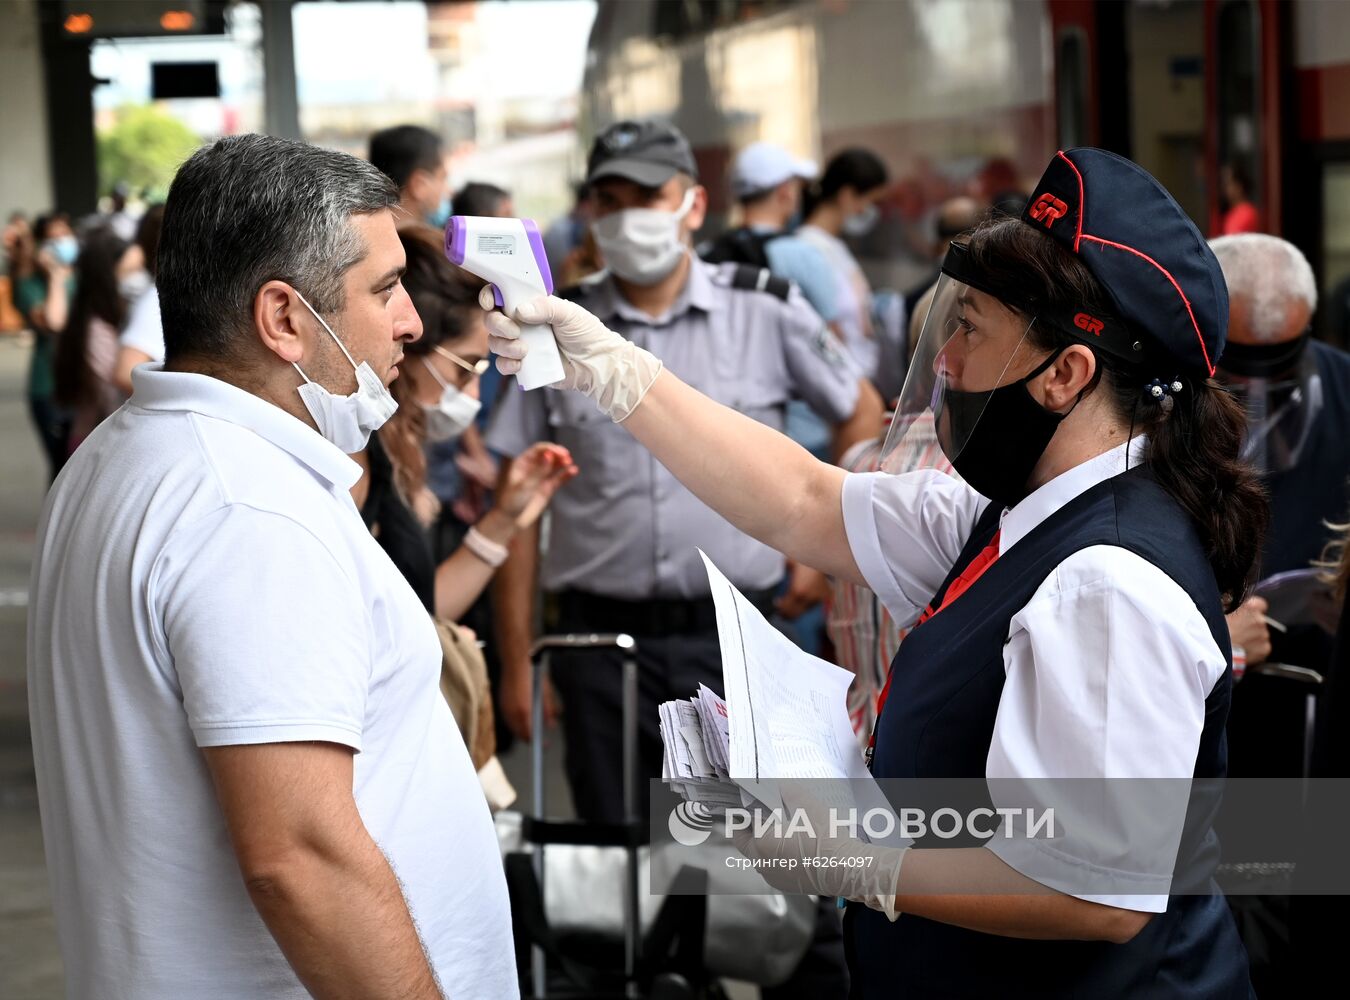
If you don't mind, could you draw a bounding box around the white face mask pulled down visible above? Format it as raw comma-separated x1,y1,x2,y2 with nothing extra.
292,290,398,453
591,187,696,286
419,356,482,443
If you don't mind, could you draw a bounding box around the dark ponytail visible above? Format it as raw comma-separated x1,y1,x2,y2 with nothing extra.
802,147,889,219
967,219,1268,609
1146,379,1268,606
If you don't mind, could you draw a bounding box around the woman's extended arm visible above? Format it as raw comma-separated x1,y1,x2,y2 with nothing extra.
32,253,70,333
484,293,867,586
433,442,576,621
623,369,863,584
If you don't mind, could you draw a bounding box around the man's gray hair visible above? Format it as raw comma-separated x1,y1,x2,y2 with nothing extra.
1209,233,1318,342
158,134,399,363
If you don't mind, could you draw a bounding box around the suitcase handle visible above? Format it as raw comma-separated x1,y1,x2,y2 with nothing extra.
528,633,640,998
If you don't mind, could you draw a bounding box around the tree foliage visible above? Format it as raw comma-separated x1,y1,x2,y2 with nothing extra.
97,105,201,199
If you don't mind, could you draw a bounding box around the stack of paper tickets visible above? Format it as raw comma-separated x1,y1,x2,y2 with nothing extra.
658,684,741,808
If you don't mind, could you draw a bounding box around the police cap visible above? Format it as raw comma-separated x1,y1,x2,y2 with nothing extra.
587,120,699,189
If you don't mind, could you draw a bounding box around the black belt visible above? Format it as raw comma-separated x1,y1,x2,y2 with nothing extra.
553,586,778,638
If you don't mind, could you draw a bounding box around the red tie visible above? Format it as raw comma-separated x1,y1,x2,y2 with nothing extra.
914,529,1002,627
868,530,1002,761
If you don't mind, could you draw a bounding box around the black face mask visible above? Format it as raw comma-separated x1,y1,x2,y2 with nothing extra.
1218,332,1310,380
936,351,1066,507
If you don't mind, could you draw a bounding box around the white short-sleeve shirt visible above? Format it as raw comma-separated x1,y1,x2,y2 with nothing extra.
119,285,165,361
841,438,1226,912
27,364,517,998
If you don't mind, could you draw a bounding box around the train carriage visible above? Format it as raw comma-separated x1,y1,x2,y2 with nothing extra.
582,0,1350,341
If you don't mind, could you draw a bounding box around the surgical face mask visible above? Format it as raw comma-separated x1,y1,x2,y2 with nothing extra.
291,290,398,453
591,187,696,285
426,194,452,230
842,202,880,238
44,235,78,267
419,356,481,443
118,269,151,303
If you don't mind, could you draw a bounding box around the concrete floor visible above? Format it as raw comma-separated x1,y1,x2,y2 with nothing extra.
0,333,63,999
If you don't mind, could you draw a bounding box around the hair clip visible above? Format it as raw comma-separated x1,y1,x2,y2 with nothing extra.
1145,377,1185,401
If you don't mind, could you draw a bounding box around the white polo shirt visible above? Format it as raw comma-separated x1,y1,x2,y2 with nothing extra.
27,364,517,998
843,438,1226,912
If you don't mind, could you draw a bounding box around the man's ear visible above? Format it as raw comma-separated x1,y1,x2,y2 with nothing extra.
408,166,444,214
255,281,307,365
685,184,709,236
1042,343,1097,411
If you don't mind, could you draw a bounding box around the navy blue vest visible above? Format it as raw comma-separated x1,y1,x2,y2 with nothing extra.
848,466,1253,999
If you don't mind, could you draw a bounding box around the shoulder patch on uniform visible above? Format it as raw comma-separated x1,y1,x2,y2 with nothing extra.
811,326,848,367
729,264,791,302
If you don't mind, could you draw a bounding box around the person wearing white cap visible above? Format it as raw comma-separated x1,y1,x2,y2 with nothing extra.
701,142,861,648
702,141,842,331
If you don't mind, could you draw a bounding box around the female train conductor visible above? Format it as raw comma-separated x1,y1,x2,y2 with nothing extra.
484,149,1262,997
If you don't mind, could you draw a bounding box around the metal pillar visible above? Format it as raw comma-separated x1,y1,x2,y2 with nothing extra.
36,2,98,215
261,0,301,139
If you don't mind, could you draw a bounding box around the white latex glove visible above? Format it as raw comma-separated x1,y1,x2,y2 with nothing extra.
730,790,909,921
480,288,663,423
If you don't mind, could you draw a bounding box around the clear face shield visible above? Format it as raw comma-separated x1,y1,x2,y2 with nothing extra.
879,255,1043,478
1218,332,1320,475
1226,356,1321,475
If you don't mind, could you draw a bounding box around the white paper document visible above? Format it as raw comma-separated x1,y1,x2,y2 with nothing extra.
658,551,875,810
701,550,873,790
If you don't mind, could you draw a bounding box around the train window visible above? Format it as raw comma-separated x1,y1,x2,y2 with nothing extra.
1215,0,1261,213
1056,28,1089,149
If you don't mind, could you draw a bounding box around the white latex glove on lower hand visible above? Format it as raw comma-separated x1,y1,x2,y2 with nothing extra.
730,790,909,921
480,288,664,423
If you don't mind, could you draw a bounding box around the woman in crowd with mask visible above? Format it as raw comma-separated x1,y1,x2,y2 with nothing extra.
351,225,577,623
113,205,165,394
485,148,1263,997
53,226,129,453
797,148,890,380
429,184,516,540
15,212,78,480
3,213,35,330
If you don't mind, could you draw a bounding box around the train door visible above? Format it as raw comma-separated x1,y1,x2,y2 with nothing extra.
1048,0,1284,237
1283,0,1350,345
1208,0,1283,236
1049,0,1208,227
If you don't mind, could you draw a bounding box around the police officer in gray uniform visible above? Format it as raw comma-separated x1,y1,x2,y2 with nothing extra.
488,121,878,993
486,121,881,820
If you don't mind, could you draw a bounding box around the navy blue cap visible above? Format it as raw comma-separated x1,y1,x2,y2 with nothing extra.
588,120,699,188
1021,148,1228,379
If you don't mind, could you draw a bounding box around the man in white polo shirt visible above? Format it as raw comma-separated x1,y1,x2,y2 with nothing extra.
26,134,516,999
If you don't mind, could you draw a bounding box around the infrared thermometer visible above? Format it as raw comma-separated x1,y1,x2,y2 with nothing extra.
445,216,566,390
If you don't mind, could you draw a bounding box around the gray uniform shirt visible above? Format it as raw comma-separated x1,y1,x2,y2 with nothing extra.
485,256,861,599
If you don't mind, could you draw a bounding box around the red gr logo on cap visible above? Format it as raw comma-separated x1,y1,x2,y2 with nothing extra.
1074,312,1104,335
1029,193,1069,228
